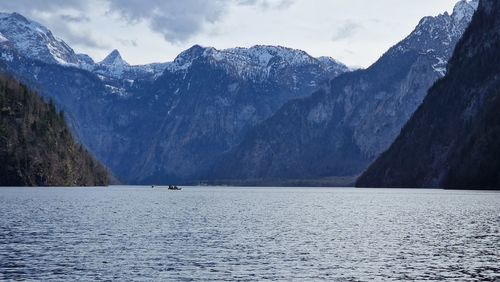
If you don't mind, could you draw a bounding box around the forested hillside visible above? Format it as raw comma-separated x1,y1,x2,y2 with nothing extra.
0,75,109,186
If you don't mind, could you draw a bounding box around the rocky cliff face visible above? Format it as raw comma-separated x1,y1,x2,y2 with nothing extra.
356,0,500,189
210,0,478,182
0,74,109,186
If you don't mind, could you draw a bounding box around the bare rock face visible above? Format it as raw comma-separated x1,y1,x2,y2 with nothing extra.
357,0,500,189
210,0,478,182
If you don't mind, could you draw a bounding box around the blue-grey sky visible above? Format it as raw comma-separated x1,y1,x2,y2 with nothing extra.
0,0,459,67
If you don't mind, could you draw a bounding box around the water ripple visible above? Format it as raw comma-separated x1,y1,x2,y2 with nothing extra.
0,187,499,281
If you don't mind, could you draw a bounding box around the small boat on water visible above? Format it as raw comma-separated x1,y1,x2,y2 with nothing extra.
168,185,182,190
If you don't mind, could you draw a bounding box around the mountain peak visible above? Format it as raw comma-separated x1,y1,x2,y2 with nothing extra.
452,0,479,22
0,11,80,66
173,44,208,64
395,0,478,69
11,12,28,20
165,44,347,82
0,12,29,23
108,49,121,57
94,49,134,78
100,49,128,66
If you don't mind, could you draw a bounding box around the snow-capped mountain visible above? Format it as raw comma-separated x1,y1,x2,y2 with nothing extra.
1,0,476,185
394,0,479,75
0,12,83,66
118,44,348,183
95,49,130,78
210,0,479,182
166,44,347,82
0,12,167,80
0,10,346,84
76,53,95,71
0,10,349,184
357,0,500,189
0,0,477,184
93,49,168,80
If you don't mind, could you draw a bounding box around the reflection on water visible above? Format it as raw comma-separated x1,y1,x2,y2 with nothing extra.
0,187,499,281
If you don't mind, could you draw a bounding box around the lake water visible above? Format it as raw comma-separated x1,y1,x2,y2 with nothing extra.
0,187,499,281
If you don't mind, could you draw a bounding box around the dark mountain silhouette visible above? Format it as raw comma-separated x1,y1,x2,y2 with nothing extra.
357,0,500,189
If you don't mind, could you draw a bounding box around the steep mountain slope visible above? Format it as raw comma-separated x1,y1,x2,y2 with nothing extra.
0,12,348,184
113,45,348,183
0,74,109,186
210,0,478,182
357,0,500,189
0,12,89,68
88,45,346,183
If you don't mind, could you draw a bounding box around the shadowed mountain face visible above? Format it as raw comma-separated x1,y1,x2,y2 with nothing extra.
357,0,500,189
209,0,478,182
110,46,348,183
0,74,109,186
0,12,348,184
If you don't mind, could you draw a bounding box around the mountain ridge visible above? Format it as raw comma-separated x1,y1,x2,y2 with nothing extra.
0,11,348,184
356,0,500,189
0,11,348,82
208,0,478,183
0,1,479,185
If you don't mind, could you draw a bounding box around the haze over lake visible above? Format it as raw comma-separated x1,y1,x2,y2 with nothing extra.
1,187,499,281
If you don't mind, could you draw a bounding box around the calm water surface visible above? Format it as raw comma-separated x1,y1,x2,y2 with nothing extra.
0,187,499,281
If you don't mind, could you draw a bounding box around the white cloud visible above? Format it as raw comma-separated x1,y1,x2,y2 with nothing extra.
107,0,228,44
331,21,363,41
107,0,296,44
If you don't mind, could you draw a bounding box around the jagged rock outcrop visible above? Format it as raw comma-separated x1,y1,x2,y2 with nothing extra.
356,0,500,189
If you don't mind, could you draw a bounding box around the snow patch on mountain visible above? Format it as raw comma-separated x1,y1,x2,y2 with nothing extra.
453,0,479,21
0,32,7,42
432,57,448,76
0,11,346,83
1,52,13,62
223,45,316,67
104,84,128,97
391,0,478,78
0,12,166,79
0,12,82,66
93,49,168,79
97,49,129,78
100,49,127,66
76,54,95,71
165,44,347,81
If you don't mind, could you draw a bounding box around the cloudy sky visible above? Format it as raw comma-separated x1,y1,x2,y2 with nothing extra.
0,0,459,67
